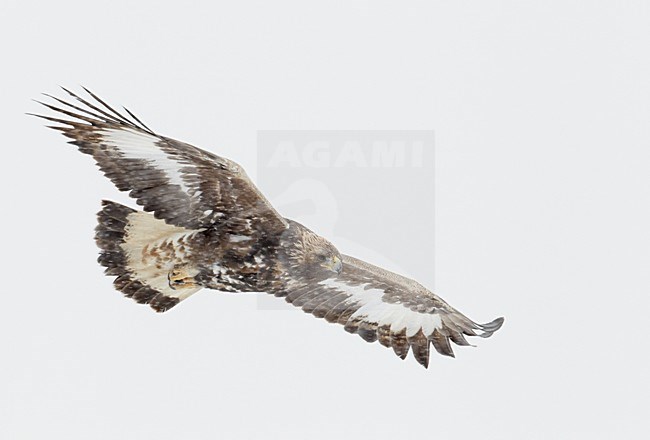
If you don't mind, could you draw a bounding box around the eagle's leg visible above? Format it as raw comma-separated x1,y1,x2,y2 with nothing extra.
167,265,197,290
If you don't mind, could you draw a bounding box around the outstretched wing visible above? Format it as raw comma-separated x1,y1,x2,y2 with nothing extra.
280,255,503,368
32,88,288,236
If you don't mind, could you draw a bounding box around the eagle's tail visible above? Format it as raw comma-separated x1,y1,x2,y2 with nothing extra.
94,200,202,312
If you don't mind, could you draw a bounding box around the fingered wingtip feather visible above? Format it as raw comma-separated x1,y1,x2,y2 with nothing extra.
79,86,144,129
476,317,505,338
59,85,76,97
27,112,59,122
122,105,153,132
36,86,154,135
485,317,505,331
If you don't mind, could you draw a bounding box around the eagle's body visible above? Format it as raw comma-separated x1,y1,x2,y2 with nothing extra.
35,88,503,368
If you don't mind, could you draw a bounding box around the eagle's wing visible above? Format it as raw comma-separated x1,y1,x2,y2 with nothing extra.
280,254,503,368
33,88,288,235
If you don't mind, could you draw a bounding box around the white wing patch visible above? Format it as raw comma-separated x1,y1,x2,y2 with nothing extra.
319,278,442,337
101,128,193,195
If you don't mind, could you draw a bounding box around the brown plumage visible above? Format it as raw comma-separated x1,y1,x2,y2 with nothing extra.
33,88,504,368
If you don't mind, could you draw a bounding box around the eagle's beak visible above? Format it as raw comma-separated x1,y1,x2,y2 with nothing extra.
323,255,343,274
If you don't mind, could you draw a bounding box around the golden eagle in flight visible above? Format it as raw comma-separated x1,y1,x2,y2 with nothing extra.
33,88,503,368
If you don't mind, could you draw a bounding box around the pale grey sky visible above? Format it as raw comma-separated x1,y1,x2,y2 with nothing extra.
1,1,649,439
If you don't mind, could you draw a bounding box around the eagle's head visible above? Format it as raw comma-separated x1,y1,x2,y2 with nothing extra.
279,221,343,280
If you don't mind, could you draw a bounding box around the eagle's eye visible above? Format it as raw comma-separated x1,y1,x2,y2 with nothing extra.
318,254,328,261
